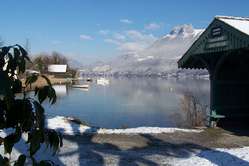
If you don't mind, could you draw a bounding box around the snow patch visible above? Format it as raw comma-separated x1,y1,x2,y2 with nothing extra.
46,116,202,135
173,147,249,166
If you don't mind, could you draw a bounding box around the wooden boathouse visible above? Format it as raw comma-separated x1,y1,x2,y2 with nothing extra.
178,16,249,126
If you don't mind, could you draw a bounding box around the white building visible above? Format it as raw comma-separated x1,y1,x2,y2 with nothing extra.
48,64,67,73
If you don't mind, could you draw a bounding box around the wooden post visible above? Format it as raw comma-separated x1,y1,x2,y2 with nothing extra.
209,68,216,127
209,68,215,111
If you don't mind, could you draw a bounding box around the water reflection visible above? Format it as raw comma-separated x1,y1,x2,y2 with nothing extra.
53,85,68,97
46,78,210,128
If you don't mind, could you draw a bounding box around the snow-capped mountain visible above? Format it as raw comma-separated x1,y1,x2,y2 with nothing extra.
90,24,208,77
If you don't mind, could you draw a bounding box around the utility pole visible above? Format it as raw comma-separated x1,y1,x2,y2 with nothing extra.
25,38,31,54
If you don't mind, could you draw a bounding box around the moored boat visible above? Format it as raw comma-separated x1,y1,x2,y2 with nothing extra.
72,84,89,89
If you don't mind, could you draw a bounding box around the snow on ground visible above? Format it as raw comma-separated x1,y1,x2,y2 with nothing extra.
1,116,249,165
46,116,202,135
45,116,249,165
170,147,249,166
1,138,249,166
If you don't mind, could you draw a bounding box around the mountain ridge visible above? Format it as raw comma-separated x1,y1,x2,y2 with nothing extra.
88,24,208,78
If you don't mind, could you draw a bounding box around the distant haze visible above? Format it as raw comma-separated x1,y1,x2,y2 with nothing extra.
89,24,207,76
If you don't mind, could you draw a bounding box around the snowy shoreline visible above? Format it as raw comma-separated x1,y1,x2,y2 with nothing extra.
47,115,249,166
46,116,203,135
1,115,249,165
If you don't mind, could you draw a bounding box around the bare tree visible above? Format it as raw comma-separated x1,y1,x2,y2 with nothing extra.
180,91,208,127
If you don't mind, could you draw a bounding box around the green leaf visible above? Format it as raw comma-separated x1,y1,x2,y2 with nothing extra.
19,99,34,132
13,48,20,58
37,86,49,104
18,58,26,74
12,79,23,93
0,56,5,69
29,130,43,156
35,86,39,95
14,154,26,166
33,101,45,129
0,155,10,166
25,74,38,86
4,140,13,154
16,45,30,62
36,85,57,104
38,160,54,166
1,46,11,55
0,155,4,165
48,87,56,105
4,128,21,154
0,72,11,95
44,129,62,155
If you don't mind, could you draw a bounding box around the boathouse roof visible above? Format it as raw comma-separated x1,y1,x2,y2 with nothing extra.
217,16,249,35
178,16,249,69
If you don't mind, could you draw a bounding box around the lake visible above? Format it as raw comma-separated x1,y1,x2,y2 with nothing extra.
44,78,210,129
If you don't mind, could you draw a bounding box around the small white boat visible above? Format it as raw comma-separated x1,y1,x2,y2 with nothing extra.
97,78,110,86
72,84,89,89
78,88,89,91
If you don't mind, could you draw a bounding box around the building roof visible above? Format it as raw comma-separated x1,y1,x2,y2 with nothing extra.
178,16,249,69
216,16,249,35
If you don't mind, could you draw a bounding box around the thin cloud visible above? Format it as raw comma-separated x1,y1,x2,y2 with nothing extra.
125,30,157,42
120,19,133,24
113,33,126,41
117,42,146,52
79,34,93,40
104,30,157,53
104,38,121,45
145,23,162,30
99,30,110,35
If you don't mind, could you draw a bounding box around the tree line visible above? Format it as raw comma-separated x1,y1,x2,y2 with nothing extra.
28,52,77,77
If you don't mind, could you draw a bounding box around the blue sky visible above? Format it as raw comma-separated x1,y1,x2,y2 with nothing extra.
0,0,248,64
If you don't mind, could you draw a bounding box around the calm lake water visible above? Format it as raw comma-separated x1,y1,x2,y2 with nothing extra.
44,78,210,129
